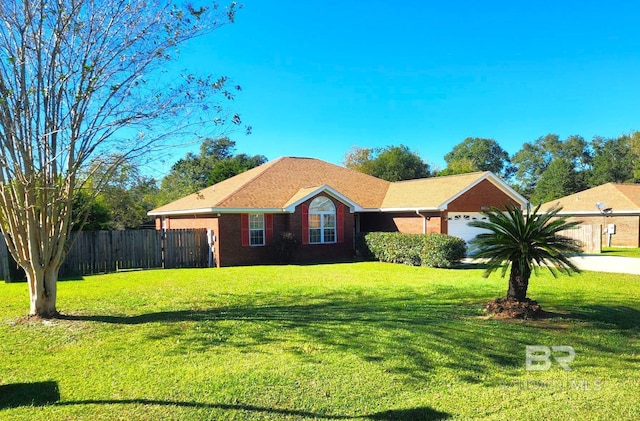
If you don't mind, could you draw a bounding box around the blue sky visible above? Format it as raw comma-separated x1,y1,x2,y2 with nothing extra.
150,1,640,177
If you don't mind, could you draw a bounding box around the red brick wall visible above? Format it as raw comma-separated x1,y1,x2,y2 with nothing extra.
447,179,517,212
215,194,356,266
359,212,442,234
217,214,272,266
211,218,220,267
287,195,355,265
157,209,353,267
156,215,218,230
439,214,449,235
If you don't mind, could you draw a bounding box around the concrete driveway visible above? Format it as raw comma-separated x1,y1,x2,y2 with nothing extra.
464,255,640,275
569,255,640,275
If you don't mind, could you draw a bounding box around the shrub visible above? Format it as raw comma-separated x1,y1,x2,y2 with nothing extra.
271,231,299,263
361,232,423,266
420,233,467,268
358,232,466,268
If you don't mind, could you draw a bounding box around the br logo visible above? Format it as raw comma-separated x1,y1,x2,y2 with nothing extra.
525,346,575,371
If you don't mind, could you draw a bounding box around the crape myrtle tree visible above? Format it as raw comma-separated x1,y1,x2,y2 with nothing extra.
0,0,243,317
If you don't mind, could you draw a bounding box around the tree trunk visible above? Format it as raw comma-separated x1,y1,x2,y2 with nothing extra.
28,266,59,318
507,262,531,301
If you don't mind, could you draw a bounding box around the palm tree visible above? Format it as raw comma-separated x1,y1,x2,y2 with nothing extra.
469,203,582,302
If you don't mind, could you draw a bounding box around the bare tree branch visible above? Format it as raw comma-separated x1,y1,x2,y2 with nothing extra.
0,0,242,317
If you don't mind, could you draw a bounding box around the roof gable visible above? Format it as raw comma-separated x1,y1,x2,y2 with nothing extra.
541,183,640,214
282,185,361,212
381,171,527,210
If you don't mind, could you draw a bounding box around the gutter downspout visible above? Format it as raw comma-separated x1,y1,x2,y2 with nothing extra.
416,210,427,234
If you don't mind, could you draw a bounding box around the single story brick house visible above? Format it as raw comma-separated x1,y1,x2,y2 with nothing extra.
541,182,640,247
149,157,527,267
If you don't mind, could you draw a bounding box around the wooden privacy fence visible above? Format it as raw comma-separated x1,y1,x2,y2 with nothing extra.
1,229,211,281
558,224,602,254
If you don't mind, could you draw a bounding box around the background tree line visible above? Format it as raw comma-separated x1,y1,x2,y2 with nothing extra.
504,131,640,204
86,131,640,230
81,137,266,230
344,131,640,205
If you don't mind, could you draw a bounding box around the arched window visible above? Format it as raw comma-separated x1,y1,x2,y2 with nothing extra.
308,196,336,244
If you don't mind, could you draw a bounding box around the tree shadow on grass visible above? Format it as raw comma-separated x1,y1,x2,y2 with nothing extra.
56,399,450,420
0,381,60,409
563,305,640,330
449,261,488,271
57,294,523,383
55,292,637,385
367,407,450,420
0,381,450,420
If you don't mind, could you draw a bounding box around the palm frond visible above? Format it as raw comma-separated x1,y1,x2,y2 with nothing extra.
469,203,582,279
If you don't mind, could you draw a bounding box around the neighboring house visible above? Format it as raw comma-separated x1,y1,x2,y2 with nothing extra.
149,157,527,267
541,182,640,248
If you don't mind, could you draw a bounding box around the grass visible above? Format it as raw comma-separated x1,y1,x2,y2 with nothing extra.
0,262,638,420
602,247,640,258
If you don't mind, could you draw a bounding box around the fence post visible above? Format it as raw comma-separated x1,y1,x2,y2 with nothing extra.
0,233,11,283
161,228,168,269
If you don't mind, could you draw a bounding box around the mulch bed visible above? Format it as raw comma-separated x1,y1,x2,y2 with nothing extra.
484,297,547,319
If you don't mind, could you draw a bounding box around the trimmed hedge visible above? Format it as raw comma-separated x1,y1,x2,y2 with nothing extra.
357,232,467,268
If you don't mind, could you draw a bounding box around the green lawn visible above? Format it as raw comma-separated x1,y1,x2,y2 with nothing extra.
602,247,640,258
1,263,638,420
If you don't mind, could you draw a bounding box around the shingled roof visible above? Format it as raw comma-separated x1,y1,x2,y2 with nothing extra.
149,157,525,215
381,171,501,210
150,157,390,214
541,183,640,214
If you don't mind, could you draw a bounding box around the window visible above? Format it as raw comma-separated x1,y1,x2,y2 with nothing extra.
308,196,336,244
241,213,273,247
249,214,264,246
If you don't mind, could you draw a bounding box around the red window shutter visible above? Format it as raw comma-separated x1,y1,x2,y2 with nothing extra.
337,204,345,243
241,213,249,246
265,214,274,245
301,205,309,245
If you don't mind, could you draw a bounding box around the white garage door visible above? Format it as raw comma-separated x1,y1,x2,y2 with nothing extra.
447,212,492,244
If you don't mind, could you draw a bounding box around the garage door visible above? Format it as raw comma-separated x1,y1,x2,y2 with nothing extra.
447,212,492,244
